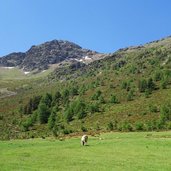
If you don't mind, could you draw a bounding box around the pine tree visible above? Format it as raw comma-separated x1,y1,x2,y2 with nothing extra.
147,78,155,92
48,107,57,130
65,107,74,122
38,102,50,124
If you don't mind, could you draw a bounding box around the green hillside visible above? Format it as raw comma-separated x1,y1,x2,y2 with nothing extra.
0,37,171,140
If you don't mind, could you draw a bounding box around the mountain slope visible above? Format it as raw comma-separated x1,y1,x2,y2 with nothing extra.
0,36,171,140
0,40,103,72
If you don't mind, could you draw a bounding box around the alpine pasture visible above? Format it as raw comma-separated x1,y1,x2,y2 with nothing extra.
1,131,171,171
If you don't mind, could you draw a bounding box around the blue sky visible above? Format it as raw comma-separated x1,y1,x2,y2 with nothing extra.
0,0,171,56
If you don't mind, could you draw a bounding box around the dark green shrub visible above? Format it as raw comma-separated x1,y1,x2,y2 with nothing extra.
163,69,171,78
91,90,102,100
62,89,70,104
74,100,86,119
70,86,78,96
88,103,99,114
41,93,52,108
121,80,131,91
167,122,171,130
109,83,114,88
32,95,42,111
65,99,87,121
147,78,155,92
23,99,33,115
48,107,57,130
65,107,74,122
156,119,165,130
135,122,144,131
149,104,158,113
77,109,87,119
107,121,114,131
21,121,31,132
121,81,127,89
38,102,50,124
129,65,137,74
127,90,134,101
59,124,65,130
0,115,3,120
78,85,86,95
31,110,38,122
62,88,70,97
63,129,72,134
52,125,59,137
81,126,87,132
140,111,147,116
160,103,171,122
144,89,150,98
99,96,105,104
138,79,147,92
160,78,168,89
63,129,70,134
153,70,163,81
53,91,61,103
21,109,38,132
120,122,133,131
95,121,100,131
145,121,156,131
110,94,119,104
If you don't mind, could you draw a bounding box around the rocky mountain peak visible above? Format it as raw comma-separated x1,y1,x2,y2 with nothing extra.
0,40,100,71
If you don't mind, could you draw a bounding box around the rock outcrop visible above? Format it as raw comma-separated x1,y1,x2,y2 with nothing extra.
0,40,100,71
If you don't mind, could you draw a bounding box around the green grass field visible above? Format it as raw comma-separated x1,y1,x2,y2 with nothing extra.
1,131,171,171
0,67,54,80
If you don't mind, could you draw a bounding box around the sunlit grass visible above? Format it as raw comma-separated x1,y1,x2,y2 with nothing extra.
0,131,171,171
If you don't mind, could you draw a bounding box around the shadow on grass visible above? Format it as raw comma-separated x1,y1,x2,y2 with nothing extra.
81,144,90,147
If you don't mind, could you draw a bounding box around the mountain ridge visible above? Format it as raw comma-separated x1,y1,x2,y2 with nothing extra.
0,40,102,72
1,36,171,74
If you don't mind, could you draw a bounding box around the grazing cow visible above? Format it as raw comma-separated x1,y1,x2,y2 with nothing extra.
81,135,88,146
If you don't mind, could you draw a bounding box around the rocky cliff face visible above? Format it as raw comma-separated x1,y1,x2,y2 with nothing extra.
0,40,100,71
0,52,26,67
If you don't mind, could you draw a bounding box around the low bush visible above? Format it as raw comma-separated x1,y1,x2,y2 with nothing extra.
135,122,144,131
81,126,87,132
107,121,114,131
149,104,158,113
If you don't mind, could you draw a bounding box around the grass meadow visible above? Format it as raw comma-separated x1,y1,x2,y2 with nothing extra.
0,131,171,171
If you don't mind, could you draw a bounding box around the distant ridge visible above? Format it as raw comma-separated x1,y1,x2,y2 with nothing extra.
0,40,100,71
